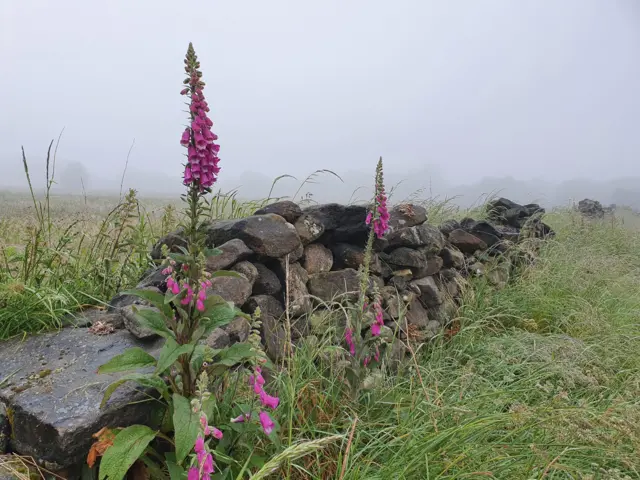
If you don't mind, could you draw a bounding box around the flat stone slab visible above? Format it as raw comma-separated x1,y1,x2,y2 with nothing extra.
0,328,163,469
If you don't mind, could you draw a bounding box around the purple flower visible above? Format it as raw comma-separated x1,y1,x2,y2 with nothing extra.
259,411,275,435
210,427,223,440
344,327,356,356
363,356,371,367
231,412,251,423
187,468,199,480
367,158,390,239
371,300,384,337
259,389,280,410
202,453,215,475
180,128,191,146
374,346,381,362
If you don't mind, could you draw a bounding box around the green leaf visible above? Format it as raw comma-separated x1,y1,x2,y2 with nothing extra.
121,289,172,317
203,247,223,257
98,425,156,480
155,337,194,375
97,347,157,374
173,394,200,465
100,373,169,408
166,461,186,480
207,343,257,376
209,270,242,278
133,307,175,340
200,302,237,336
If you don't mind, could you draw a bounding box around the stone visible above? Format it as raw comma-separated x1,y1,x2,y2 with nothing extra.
385,223,445,254
205,214,302,259
439,219,461,236
302,244,333,274
387,270,413,291
261,315,287,361
279,263,312,317
290,315,310,340
380,286,411,319
448,229,487,254
388,204,428,230
108,286,162,313
409,276,443,307
294,214,325,245
384,247,425,269
150,231,187,260
331,243,381,274
243,295,285,318
577,198,605,219
415,254,444,277
254,200,303,223
121,305,163,339
468,262,485,277
486,262,510,289
0,328,164,468
439,246,465,269
487,198,545,229
307,269,360,303
63,308,125,330
205,238,253,272
225,316,252,343
406,298,430,327
438,269,463,297
301,204,370,245
388,339,407,372
0,404,8,454
232,261,259,284
137,266,167,289
466,221,504,250
252,263,282,296
205,328,231,349
207,274,253,308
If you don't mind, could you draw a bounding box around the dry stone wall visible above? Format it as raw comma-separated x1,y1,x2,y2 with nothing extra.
0,197,554,472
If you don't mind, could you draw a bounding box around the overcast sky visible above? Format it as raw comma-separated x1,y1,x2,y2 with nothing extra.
1,0,639,192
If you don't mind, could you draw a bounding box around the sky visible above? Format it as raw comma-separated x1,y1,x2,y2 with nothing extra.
1,0,639,201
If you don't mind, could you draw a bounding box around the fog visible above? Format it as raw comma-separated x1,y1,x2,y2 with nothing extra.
1,1,639,207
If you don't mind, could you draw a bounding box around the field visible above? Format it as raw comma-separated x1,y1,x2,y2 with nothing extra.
1,184,639,479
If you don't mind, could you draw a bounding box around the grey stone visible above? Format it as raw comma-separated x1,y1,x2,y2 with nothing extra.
108,286,162,313
0,328,164,468
205,238,253,272
254,200,303,223
283,263,312,317
0,404,8,454
409,276,443,307
121,305,163,339
331,243,381,274
205,214,302,259
224,317,251,343
137,266,167,289
294,214,325,245
384,247,425,269
252,263,282,296
150,231,187,260
302,244,333,275
232,261,259,284
439,219,461,236
243,295,285,318
261,315,287,361
307,269,360,303
439,246,465,269
207,274,253,307
448,229,487,254
63,308,125,330
301,204,370,245
406,298,430,327
385,223,445,254
205,328,231,349
388,204,428,231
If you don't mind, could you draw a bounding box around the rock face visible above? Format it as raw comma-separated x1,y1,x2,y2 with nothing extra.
0,328,163,468
206,214,302,258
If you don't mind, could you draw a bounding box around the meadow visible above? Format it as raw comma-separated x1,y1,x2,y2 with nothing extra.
0,176,639,479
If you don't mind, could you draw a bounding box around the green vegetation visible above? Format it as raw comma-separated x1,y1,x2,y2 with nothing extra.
1,183,639,478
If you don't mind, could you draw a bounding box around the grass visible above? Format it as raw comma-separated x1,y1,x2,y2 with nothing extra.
1,172,639,478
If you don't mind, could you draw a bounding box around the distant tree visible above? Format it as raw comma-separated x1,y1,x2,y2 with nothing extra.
59,161,90,193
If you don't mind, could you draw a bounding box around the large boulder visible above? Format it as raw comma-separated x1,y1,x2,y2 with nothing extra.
207,274,253,307
150,231,187,260
331,243,381,274
0,328,164,468
487,198,545,229
243,295,285,318
254,201,303,224
280,263,312,318
205,214,302,259
205,238,253,272
409,276,443,307
121,305,163,339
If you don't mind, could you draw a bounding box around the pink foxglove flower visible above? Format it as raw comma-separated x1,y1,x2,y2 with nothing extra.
374,346,381,362
259,411,275,435
344,327,356,356
202,453,215,475
231,413,251,423
180,43,221,190
259,389,280,409
187,468,199,480
371,298,384,337
367,157,390,239
210,427,223,440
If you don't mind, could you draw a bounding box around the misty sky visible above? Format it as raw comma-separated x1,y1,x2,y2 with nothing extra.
1,0,639,192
